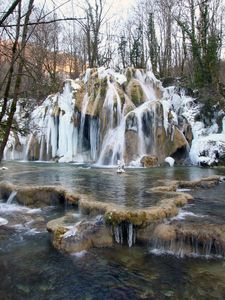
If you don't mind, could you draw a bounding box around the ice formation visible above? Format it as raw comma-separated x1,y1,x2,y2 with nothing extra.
3,66,225,166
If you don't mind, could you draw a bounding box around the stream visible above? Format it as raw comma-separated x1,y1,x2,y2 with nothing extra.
1,162,225,299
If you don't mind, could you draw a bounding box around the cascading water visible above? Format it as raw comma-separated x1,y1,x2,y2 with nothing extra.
90,117,100,161
78,93,89,152
5,67,192,166
97,77,124,165
149,235,225,258
135,69,157,101
6,191,17,204
57,83,78,161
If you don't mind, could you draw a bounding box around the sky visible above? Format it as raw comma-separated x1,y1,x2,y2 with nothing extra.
36,0,136,20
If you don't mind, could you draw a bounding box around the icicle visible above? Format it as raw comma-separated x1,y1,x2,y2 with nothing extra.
114,226,120,244
90,118,99,161
97,80,125,165
78,93,89,152
127,223,133,247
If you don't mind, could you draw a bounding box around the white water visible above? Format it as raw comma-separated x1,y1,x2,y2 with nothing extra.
97,78,124,165
90,118,99,161
5,68,195,166
135,70,157,101
6,191,17,204
0,217,8,226
0,202,41,214
78,93,89,153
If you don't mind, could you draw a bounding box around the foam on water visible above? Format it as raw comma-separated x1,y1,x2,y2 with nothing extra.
171,209,205,221
0,203,41,214
0,217,8,226
71,250,87,258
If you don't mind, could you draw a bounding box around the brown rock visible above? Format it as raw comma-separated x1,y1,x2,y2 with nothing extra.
51,218,113,253
153,224,176,241
140,155,158,167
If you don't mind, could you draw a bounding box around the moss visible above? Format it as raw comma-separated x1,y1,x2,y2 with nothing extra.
104,210,148,227
125,68,134,83
130,82,144,106
53,227,68,249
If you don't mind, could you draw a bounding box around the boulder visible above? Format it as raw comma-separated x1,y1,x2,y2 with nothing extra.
140,155,158,167
51,216,113,253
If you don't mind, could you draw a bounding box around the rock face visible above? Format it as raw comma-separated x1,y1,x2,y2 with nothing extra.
4,67,191,165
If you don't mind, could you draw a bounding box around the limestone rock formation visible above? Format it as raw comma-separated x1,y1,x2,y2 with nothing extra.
48,216,113,253
4,67,192,165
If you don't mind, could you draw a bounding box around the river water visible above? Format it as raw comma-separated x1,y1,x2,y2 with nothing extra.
0,162,225,299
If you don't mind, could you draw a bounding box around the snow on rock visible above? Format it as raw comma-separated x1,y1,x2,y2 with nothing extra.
190,132,225,166
0,217,8,226
3,66,225,166
165,157,175,167
97,66,127,85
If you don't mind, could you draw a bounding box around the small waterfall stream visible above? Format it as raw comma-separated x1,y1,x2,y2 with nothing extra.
97,77,125,165
78,93,89,152
135,69,157,101
6,191,17,204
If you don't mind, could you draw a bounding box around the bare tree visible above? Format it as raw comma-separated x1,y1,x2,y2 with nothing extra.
0,0,34,162
78,0,109,68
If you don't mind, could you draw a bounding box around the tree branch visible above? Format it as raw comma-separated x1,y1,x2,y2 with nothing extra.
0,0,21,27
0,17,86,28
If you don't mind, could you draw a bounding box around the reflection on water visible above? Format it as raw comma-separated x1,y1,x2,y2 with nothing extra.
1,162,225,299
1,161,224,208
1,233,225,300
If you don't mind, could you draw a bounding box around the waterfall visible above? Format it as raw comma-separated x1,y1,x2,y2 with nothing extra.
149,234,225,258
47,112,58,157
134,108,146,157
6,191,17,204
56,83,78,161
39,135,45,161
97,118,125,165
90,118,99,161
97,78,124,165
78,93,89,152
6,67,191,166
25,135,34,160
135,70,157,101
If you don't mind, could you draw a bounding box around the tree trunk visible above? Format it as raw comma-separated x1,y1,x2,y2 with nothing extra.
0,0,34,162
0,3,22,124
